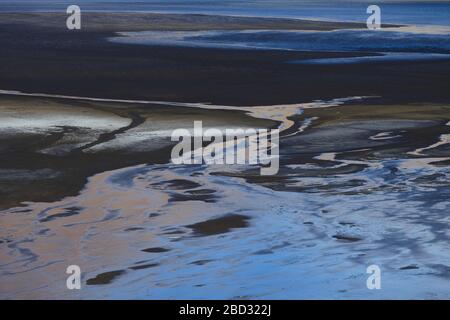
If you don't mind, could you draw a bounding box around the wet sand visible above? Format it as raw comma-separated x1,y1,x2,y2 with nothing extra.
0,12,449,299
0,94,274,210
1,92,449,299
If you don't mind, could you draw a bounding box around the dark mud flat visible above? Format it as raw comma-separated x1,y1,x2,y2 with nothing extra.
187,214,251,236
86,270,126,285
0,13,448,106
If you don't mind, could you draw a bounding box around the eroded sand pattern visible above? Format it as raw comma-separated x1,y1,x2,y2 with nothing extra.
1,93,449,299
1,8,450,299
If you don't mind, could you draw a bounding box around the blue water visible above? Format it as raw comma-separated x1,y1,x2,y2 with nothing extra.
185,29,450,53
112,28,450,63
4,1,450,62
2,1,450,26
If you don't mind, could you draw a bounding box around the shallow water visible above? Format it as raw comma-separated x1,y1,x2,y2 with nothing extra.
1,94,449,299
1,152,449,299
111,27,450,65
